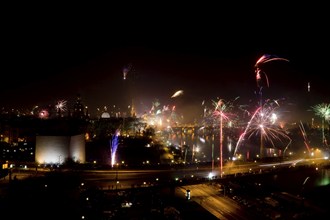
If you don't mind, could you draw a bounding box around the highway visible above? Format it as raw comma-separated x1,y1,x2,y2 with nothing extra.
8,156,329,189
1,157,329,219
176,183,257,220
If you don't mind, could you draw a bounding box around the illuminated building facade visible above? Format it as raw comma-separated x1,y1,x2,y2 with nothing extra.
35,133,85,165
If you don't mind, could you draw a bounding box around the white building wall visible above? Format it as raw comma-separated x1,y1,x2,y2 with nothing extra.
70,134,86,163
35,134,86,165
35,136,70,164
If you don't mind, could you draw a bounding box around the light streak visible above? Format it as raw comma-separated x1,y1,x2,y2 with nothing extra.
213,97,239,176
254,54,289,106
255,54,289,67
122,63,132,80
299,121,311,153
171,90,184,98
234,99,292,157
110,129,120,167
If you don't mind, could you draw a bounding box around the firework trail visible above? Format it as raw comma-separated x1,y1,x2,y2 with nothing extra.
212,97,239,176
110,129,120,167
255,54,289,67
234,99,291,156
122,63,132,80
254,54,289,93
299,121,311,153
235,106,261,156
171,90,184,98
245,54,290,157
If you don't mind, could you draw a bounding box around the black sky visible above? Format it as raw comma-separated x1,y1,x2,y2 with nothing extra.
1,4,329,121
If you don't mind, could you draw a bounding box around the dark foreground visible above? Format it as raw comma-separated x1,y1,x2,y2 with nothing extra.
0,172,218,220
1,164,329,220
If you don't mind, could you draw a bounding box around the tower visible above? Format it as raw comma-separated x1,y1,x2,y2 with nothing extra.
72,94,86,119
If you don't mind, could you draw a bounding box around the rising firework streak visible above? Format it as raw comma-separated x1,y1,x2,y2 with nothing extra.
171,90,184,98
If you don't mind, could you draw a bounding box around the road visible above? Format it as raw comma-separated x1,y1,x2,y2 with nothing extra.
1,158,329,219
176,183,257,220
7,156,329,189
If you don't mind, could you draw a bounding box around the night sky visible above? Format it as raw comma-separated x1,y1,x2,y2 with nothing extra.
1,4,329,122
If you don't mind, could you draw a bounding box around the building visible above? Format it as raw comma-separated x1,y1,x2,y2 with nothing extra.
35,133,85,165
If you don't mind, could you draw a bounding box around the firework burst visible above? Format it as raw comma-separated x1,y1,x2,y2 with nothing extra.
312,103,330,122
254,54,289,96
55,100,67,112
39,109,49,119
212,97,239,175
234,99,291,157
312,103,330,146
213,97,239,117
